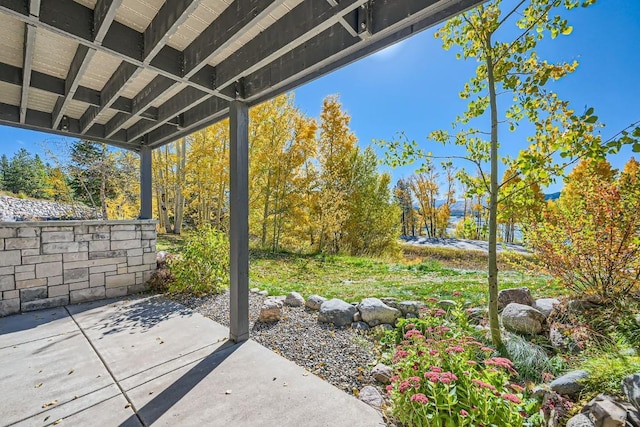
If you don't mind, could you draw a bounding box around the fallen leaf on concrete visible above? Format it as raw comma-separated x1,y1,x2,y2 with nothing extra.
68,370,74,375
53,419,62,425
283,382,288,387
225,390,232,395
35,383,43,388
44,416,50,422
125,404,131,409
42,400,57,408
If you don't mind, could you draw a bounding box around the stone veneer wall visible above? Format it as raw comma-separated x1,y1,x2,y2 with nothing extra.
0,220,157,316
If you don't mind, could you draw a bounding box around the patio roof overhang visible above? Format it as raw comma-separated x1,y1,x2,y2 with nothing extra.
0,0,482,152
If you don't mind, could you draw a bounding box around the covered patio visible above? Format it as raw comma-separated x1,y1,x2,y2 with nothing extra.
0,0,482,424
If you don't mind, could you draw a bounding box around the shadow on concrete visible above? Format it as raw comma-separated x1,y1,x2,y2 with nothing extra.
68,295,193,336
119,340,243,427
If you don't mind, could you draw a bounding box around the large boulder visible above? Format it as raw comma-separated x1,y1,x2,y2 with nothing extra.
284,291,305,307
535,298,561,318
498,287,534,310
305,294,327,310
318,299,357,327
258,298,283,323
623,374,640,412
550,370,589,397
549,323,582,354
358,298,401,327
583,394,628,427
397,300,425,316
358,386,383,408
501,303,545,335
566,414,596,427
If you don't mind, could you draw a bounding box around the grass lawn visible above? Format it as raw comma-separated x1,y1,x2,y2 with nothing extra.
157,233,565,305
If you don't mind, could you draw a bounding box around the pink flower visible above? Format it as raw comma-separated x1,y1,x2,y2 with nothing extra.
502,393,522,404
405,329,424,339
385,385,393,393
389,375,400,383
430,366,443,373
509,383,525,393
480,347,493,352
446,346,465,354
424,371,440,382
466,360,478,366
410,393,429,404
433,308,446,317
429,350,438,356
394,350,409,360
460,409,469,417
439,372,458,384
427,297,438,303
472,379,497,391
453,291,462,297
485,357,514,369
399,380,411,393
408,376,421,387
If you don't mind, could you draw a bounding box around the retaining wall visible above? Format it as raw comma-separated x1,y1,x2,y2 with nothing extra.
0,220,157,316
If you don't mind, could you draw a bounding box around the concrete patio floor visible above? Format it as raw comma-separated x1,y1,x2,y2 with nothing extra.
0,296,384,427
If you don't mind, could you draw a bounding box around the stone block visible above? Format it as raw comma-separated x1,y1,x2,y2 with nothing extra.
63,252,88,262
0,266,14,275
69,281,89,291
141,231,156,239
143,253,157,265
89,240,110,252
127,283,148,294
41,231,74,243
22,254,62,265
0,274,15,291
48,275,63,286
17,227,40,238
3,289,19,299
42,242,80,254
88,225,110,233
64,268,89,283
48,284,69,298
75,233,93,242
140,224,156,231
41,226,73,232
5,238,39,250
15,264,35,273
106,286,128,298
143,246,152,252
16,278,47,289
111,239,141,250
111,224,136,231
0,250,21,267
90,264,117,274
20,286,48,302
88,250,126,260
73,225,89,234
21,248,40,256
22,296,69,312
106,273,135,288
0,299,20,316
126,248,143,257
36,262,63,278
143,270,155,282
111,230,140,240
128,256,142,266
117,266,128,274
65,257,126,270
15,271,35,281
70,286,105,304
90,273,104,287
0,228,17,238
127,264,151,273
91,232,110,240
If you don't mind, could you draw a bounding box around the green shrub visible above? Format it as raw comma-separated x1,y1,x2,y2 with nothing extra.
168,226,229,295
504,333,560,383
579,354,640,398
385,305,539,426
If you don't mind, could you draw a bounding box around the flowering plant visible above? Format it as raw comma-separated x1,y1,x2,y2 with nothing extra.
386,311,532,426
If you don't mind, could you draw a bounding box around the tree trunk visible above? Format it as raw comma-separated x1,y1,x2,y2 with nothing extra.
486,35,503,351
173,138,186,234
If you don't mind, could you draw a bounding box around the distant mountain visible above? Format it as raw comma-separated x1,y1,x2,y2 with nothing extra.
544,192,561,201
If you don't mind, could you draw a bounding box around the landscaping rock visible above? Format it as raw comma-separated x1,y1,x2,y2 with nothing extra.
250,287,260,293
535,298,561,318
284,292,305,307
353,311,362,322
467,307,486,324
623,374,640,412
305,295,326,310
258,298,283,323
371,364,393,384
437,300,456,311
498,287,534,310
566,413,596,427
583,394,627,427
318,299,357,327
550,370,589,396
358,298,401,327
156,251,168,264
351,321,370,331
501,302,545,334
380,297,398,308
358,386,383,408
549,323,582,353
397,300,425,316
258,290,269,296
567,299,598,313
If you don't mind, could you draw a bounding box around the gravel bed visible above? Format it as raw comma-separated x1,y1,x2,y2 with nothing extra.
170,289,379,395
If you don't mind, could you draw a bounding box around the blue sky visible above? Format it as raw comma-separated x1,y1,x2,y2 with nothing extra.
1,0,639,194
